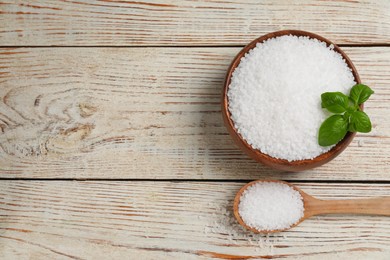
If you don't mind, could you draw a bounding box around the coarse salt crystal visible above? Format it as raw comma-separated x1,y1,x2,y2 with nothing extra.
228,35,355,161
238,182,304,231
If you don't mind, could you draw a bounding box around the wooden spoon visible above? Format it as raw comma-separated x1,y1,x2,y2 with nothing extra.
233,180,390,233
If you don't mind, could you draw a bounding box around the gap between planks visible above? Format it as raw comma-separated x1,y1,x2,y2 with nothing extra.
1,44,390,48
0,178,390,184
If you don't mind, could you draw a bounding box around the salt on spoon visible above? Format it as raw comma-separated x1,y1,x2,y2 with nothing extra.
233,180,390,233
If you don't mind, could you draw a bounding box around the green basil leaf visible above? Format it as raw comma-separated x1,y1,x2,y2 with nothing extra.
349,84,374,105
321,92,349,113
318,115,348,146
349,111,372,133
346,97,357,112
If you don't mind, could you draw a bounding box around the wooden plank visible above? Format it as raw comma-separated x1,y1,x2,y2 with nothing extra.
0,47,389,180
0,0,390,46
0,181,389,259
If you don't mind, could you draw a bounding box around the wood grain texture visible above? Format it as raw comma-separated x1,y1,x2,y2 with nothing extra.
0,47,389,180
1,0,390,46
0,181,389,259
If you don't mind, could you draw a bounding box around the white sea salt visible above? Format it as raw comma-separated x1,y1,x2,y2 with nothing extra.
238,182,304,231
228,35,355,161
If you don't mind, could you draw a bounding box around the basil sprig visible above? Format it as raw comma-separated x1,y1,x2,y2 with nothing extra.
318,84,374,146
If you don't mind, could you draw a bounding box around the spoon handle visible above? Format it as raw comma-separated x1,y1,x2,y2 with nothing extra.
307,197,390,216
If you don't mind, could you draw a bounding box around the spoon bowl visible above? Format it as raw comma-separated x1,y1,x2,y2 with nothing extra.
233,180,390,233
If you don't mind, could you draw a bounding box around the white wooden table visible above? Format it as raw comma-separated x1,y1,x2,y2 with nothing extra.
0,1,389,259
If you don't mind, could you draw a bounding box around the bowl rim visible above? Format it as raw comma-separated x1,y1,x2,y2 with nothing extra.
221,30,361,172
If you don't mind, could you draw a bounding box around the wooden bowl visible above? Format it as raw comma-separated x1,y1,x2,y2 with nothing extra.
222,30,361,172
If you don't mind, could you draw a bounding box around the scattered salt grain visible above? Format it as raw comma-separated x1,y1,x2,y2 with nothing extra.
238,182,304,231
228,35,355,161
358,140,364,147
203,201,287,252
